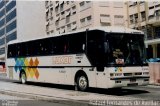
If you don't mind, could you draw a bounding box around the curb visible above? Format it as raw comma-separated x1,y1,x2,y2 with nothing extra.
0,89,92,106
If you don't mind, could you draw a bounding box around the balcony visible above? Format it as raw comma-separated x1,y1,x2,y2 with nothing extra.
148,16,160,26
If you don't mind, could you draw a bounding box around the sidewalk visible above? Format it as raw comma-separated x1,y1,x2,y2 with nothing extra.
0,79,142,105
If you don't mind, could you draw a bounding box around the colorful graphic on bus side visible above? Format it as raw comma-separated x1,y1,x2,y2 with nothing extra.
14,57,39,79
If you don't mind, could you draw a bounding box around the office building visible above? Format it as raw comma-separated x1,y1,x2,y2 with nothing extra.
0,0,45,61
126,1,160,58
45,1,127,35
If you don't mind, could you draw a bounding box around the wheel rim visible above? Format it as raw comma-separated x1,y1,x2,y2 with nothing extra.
21,73,26,84
78,76,87,90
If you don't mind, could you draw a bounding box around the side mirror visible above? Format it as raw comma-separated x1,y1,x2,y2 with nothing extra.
82,44,85,51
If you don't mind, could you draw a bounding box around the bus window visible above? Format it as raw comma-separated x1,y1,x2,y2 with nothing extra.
67,32,86,54
7,44,16,58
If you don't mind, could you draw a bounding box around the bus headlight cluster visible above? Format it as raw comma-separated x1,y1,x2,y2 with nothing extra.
143,72,149,75
110,73,122,77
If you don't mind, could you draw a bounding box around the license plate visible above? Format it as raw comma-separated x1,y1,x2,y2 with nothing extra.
130,78,136,82
127,83,138,86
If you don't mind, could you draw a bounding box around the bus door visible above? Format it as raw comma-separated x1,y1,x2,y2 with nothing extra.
87,30,107,88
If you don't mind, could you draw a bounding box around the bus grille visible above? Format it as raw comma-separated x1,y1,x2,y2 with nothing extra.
123,72,142,76
124,73,132,76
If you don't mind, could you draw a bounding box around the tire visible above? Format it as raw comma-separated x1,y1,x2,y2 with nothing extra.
76,75,88,91
20,72,27,84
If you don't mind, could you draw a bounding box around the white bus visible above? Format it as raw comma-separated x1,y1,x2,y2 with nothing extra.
6,27,149,91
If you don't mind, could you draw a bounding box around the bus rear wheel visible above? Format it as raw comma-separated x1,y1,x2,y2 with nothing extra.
20,72,27,84
76,75,88,91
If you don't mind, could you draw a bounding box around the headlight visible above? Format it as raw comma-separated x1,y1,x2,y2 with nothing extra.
143,72,149,75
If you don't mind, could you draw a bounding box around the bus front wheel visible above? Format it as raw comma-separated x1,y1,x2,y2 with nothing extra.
20,71,27,84
76,75,88,91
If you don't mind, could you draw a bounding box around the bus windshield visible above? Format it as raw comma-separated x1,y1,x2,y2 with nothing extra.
106,33,147,66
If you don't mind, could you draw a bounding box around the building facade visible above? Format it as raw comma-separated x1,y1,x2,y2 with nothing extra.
126,1,160,59
0,0,45,61
45,1,127,35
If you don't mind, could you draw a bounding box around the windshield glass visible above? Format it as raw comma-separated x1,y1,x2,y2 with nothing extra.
107,33,147,66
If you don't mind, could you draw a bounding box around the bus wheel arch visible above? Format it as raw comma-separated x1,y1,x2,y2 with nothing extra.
74,70,89,91
19,70,27,84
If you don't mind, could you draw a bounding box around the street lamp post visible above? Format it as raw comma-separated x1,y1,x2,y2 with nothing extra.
4,1,7,72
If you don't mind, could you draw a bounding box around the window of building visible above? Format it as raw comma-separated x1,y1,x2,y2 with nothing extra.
61,11,65,20
50,7,53,12
66,9,71,17
114,15,124,26
141,11,146,21
140,1,145,4
0,47,5,55
129,1,134,7
134,13,138,23
72,21,77,31
50,30,54,34
55,21,59,27
46,24,49,32
45,1,49,8
0,9,5,18
0,28,4,37
149,6,154,9
6,20,16,33
155,10,160,16
129,15,134,24
50,16,53,21
80,1,91,11
155,4,160,8
50,1,53,6
55,6,59,13
55,1,59,9
86,15,92,24
0,18,5,28
6,1,16,13
66,1,70,5
148,8,155,19
71,1,74,3
56,28,60,34
6,9,16,22
100,14,110,23
66,16,70,24
114,2,123,8
133,2,137,6
0,38,5,46
80,1,85,7
99,2,110,7
60,27,65,33
86,1,92,7
72,6,76,15
6,31,17,43
80,18,85,26
0,1,5,9
67,24,71,31
55,14,60,22
46,9,49,21
60,2,64,11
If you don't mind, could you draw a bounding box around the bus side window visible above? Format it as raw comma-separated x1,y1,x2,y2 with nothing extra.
8,45,15,58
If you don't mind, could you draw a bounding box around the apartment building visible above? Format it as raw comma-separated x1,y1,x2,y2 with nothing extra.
45,1,127,35
126,1,160,58
0,0,45,61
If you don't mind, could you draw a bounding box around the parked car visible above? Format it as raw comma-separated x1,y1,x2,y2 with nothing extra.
0,62,6,73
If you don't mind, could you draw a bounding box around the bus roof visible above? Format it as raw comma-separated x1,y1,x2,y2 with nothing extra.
8,26,144,45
